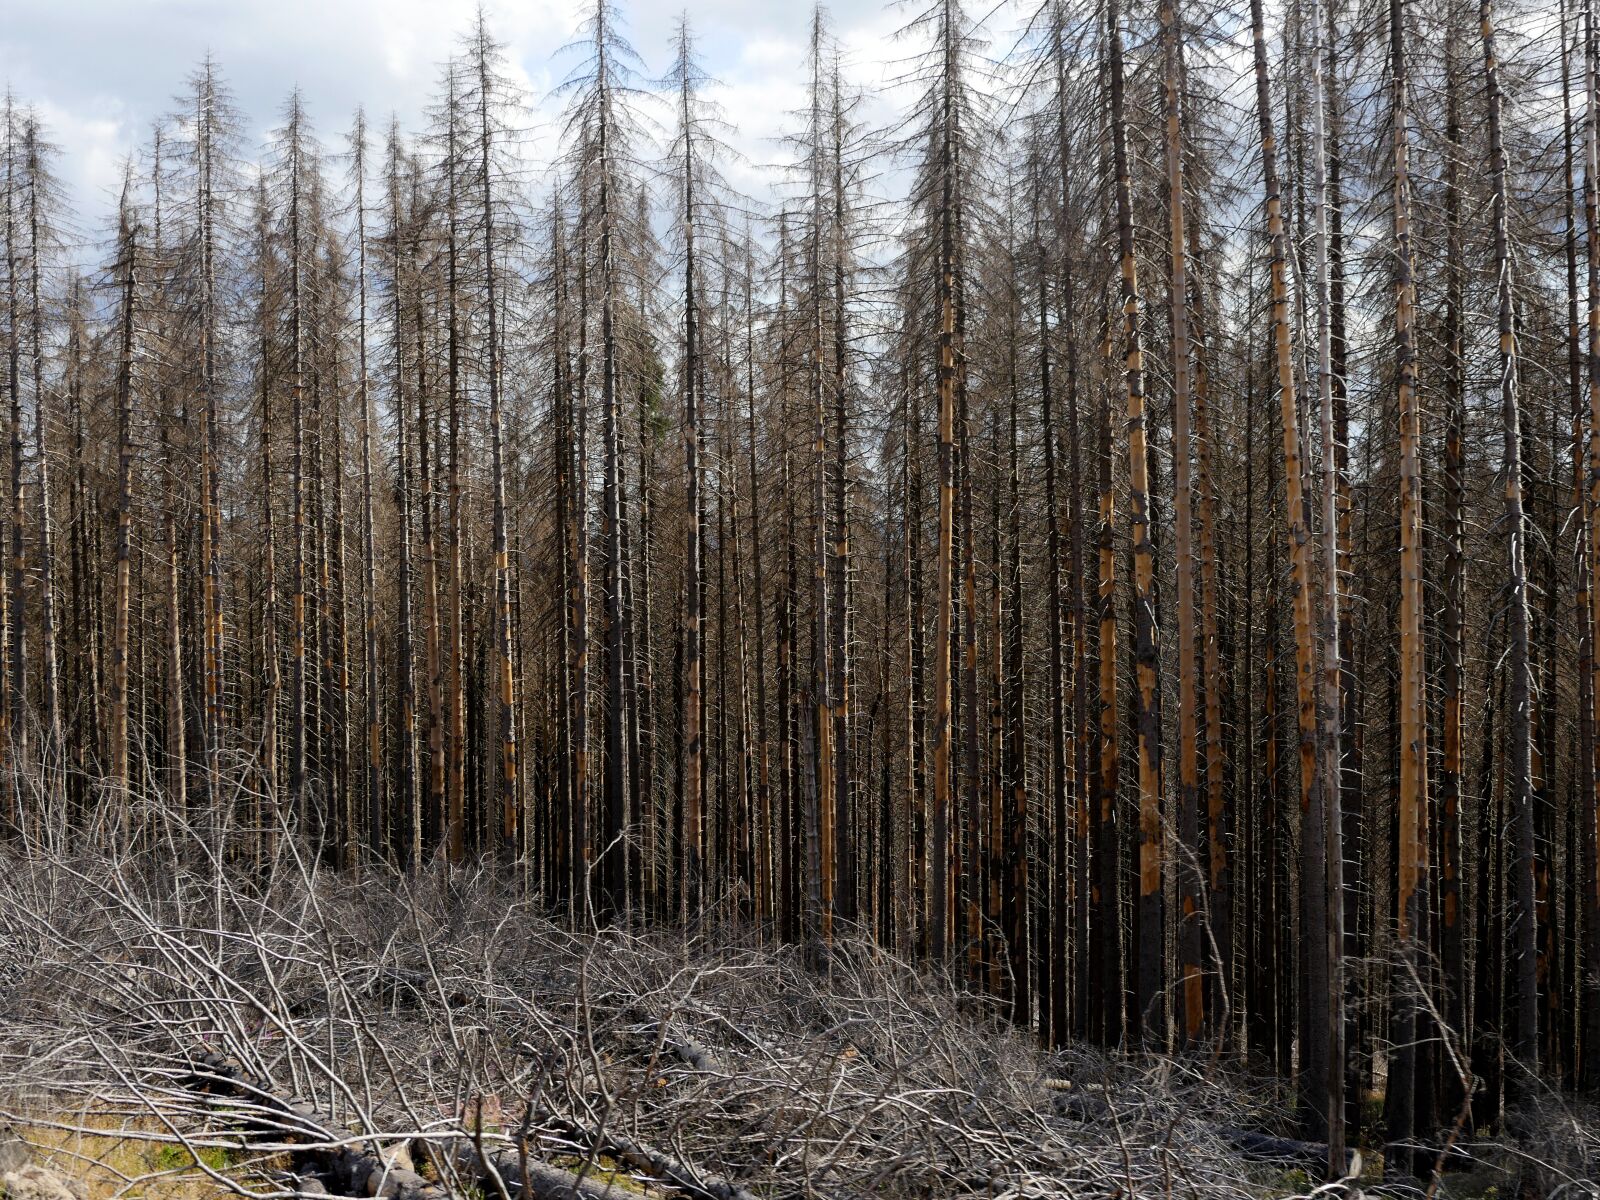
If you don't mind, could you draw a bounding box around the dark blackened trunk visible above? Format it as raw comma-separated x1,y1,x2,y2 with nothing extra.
1092,303,1123,1047
477,37,519,854
1161,0,1203,1045
1439,23,1469,1125
1482,0,1540,1088
1035,200,1066,1047
109,198,139,817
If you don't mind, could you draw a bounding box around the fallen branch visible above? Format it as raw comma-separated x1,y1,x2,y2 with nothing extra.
542,1114,759,1200
180,1054,615,1200
430,1136,634,1200
1216,1128,1354,1173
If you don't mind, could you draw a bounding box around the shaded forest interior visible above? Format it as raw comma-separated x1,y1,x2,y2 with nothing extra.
2,0,1599,1186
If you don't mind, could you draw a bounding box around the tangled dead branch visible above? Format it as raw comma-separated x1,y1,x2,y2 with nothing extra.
0,826,1589,1199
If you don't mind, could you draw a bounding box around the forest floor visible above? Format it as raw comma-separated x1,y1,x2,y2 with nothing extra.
0,837,1589,1200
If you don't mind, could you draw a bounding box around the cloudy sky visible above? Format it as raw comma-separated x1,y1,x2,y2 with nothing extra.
2,0,1007,247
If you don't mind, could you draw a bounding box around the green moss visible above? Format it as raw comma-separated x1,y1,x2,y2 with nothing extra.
1263,1167,1310,1197
147,1144,233,1175
550,1154,648,1195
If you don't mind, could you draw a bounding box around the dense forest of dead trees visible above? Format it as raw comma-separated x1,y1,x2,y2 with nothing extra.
4,0,1600,1182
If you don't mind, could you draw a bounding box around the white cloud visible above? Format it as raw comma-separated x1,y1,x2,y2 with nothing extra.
5,0,1031,250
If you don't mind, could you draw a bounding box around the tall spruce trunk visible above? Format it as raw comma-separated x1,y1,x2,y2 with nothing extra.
1161,0,1204,1044
1587,1,1600,1094
929,2,959,963
1438,14,1470,1129
1306,0,1347,1160
197,72,226,812
477,44,518,853
109,201,138,818
1385,0,1431,1171
1249,0,1326,1122
4,130,27,798
352,120,383,861
387,142,417,866
1481,0,1540,1086
596,26,629,916
830,77,853,929
1035,201,1067,1047
287,113,308,828
1558,0,1591,1094
1188,188,1228,1040
1108,0,1165,1045
681,81,705,919
1093,303,1124,1046
23,126,60,792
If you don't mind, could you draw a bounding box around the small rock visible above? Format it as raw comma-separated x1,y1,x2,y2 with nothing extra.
376,1142,414,1176
364,1145,415,1196
1,1164,85,1200
0,1129,32,1175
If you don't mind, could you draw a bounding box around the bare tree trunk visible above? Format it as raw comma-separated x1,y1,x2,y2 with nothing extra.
805,15,835,953
1004,310,1028,1026
1093,302,1123,1046
1481,0,1540,1087
681,72,705,920
386,137,417,867
4,120,27,802
443,73,466,860
1161,0,1203,1045
572,198,592,914
411,279,442,852
1250,0,1325,1120
1385,0,1430,1171
595,7,629,915
475,30,518,854
22,125,60,796
1431,13,1471,1131
1306,0,1346,1160
1558,0,1590,1095
350,118,383,862
287,106,308,829
250,182,281,854
109,192,139,819
1188,196,1228,1043
162,420,187,819
1034,173,1066,1047
830,73,853,931
745,258,773,929
1587,0,1600,1092
928,2,960,965
1108,0,1165,1045
196,67,226,815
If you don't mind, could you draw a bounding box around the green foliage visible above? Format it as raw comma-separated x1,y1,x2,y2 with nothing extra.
147,1144,232,1175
